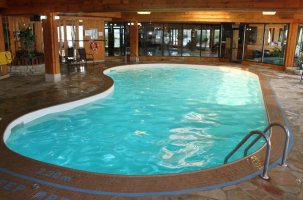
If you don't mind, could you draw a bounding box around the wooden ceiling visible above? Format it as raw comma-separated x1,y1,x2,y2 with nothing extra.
1,0,303,15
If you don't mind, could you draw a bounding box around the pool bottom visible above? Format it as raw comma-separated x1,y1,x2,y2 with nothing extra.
0,64,292,199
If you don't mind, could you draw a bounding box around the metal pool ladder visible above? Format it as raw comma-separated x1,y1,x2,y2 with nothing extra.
224,122,290,180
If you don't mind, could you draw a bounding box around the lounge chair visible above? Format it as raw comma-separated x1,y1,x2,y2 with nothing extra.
65,47,76,64
77,48,94,64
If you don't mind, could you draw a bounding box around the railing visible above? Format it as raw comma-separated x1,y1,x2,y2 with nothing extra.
224,122,290,180
224,130,271,179
244,122,290,167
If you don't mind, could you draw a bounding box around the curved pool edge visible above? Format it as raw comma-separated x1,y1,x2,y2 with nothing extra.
0,63,293,198
3,85,114,143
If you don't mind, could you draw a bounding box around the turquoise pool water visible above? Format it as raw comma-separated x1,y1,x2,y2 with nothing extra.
5,64,268,175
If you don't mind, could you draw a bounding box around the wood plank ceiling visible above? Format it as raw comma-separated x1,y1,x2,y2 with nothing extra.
1,0,303,15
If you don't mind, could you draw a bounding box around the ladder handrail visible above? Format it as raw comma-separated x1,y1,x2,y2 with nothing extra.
224,130,271,179
243,122,290,166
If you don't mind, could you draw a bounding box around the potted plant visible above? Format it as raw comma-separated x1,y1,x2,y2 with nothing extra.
19,27,35,57
271,47,282,57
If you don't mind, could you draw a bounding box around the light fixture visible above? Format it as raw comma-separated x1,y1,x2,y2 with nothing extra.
137,11,151,15
54,16,60,20
262,11,276,15
79,19,83,22
40,15,47,20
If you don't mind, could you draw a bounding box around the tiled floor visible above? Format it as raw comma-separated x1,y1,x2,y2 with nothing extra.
0,61,303,199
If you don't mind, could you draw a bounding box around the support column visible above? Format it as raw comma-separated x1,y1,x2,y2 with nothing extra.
0,16,9,80
42,13,61,82
285,23,299,68
129,21,139,62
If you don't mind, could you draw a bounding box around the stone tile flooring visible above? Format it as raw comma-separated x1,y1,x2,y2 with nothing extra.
0,62,303,199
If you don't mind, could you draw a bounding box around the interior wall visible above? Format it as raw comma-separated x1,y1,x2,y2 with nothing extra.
58,16,106,61
82,17,105,61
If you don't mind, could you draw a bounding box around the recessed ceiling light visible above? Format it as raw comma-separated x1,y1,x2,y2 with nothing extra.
262,11,276,15
137,11,151,15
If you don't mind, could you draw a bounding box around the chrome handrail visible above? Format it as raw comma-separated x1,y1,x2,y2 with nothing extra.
244,122,290,167
224,130,271,179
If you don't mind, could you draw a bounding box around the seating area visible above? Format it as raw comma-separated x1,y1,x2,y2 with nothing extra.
62,47,94,65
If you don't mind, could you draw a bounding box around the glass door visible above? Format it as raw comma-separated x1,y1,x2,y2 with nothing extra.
220,23,232,59
231,24,245,62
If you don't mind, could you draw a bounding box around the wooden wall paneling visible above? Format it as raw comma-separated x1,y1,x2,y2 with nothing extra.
129,21,139,61
231,25,239,61
34,21,44,53
83,18,105,61
294,13,303,23
0,0,6,8
0,17,4,52
7,16,15,57
0,16,8,77
285,23,299,67
42,13,60,79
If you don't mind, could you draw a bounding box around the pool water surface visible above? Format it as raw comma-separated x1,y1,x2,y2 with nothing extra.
5,64,268,175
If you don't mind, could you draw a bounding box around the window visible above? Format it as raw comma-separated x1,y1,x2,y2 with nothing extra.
66,25,75,48
104,22,129,56
139,22,221,58
163,24,182,56
263,24,288,65
244,23,288,65
244,24,265,63
139,23,163,56
182,24,201,57
294,26,303,68
78,25,84,48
